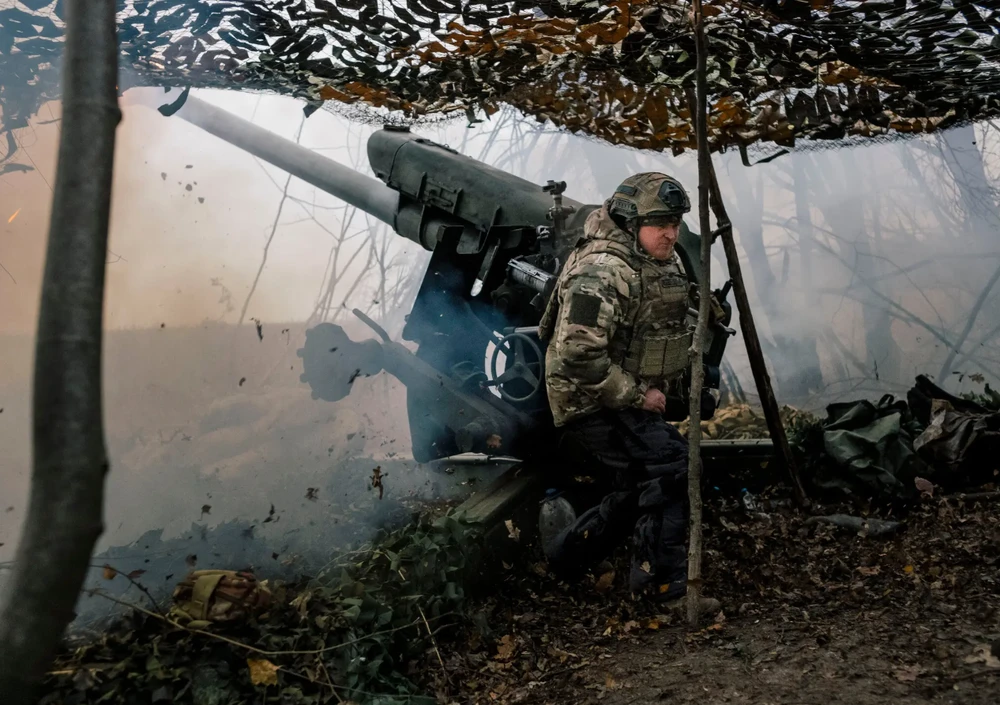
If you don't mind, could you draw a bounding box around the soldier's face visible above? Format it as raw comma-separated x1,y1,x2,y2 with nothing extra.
637,222,680,260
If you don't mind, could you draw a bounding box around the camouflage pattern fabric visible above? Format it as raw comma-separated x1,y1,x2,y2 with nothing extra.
540,201,694,427
5,1,1000,161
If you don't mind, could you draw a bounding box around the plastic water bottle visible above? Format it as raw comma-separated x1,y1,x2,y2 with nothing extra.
538,488,577,555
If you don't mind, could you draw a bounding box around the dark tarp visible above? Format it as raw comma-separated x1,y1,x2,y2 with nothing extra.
794,375,1000,502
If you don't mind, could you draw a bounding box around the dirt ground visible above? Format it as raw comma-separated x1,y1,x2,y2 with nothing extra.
416,492,1000,705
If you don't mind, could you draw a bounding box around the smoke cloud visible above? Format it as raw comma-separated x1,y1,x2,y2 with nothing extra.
4,89,1000,624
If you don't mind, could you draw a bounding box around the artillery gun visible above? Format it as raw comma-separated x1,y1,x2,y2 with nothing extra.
162,96,740,465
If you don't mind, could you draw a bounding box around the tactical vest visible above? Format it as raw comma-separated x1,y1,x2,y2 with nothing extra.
540,238,693,385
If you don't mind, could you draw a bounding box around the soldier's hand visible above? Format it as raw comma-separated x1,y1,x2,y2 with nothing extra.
642,388,667,414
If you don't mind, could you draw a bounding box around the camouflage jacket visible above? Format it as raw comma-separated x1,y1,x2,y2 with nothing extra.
539,202,696,427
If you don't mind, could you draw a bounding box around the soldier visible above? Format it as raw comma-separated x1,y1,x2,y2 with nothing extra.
537,172,720,614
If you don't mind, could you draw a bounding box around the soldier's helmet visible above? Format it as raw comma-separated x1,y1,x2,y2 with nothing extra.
608,173,691,226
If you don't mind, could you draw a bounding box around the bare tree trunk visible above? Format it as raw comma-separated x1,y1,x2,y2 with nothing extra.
790,156,825,394
686,0,711,627
815,150,903,385
858,177,902,383
728,162,822,401
0,2,119,701
939,124,998,246
708,166,808,508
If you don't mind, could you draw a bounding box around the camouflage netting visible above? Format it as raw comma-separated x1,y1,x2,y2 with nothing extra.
4,0,1000,160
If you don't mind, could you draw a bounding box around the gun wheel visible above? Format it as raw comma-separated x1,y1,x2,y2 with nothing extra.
487,332,544,404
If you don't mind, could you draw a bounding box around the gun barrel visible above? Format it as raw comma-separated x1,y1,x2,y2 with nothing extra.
173,96,400,225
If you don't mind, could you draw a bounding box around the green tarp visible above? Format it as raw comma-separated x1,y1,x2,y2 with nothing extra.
795,376,1000,502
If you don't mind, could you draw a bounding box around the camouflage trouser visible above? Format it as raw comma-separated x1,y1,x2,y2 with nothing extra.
546,408,689,599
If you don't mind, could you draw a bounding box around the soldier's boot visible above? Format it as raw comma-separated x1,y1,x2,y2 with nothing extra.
538,490,577,560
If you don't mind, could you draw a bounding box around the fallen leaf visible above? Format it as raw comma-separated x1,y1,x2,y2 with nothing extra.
127,569,147,580
964,645,1000,669
102,565,117,580
894,665,923,682
914,477,934,497
247,658,280,686
903,565,914,574
604,674,620,689
201,504,211,516
290,591,312,617
505,519,521,542
496,635,516,661
486,434,502,449
856,566,881,576
595,571,615,594
645,619,660,630
72,668,97,691
639,561,651,573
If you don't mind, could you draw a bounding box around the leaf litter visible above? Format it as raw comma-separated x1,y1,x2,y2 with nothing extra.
404,487,999,705
35,430,1000,704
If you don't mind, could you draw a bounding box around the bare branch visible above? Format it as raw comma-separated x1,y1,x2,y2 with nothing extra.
237,113,307,327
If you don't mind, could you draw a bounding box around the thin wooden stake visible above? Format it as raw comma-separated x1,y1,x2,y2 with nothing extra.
705,156,809,509
686,0,712,627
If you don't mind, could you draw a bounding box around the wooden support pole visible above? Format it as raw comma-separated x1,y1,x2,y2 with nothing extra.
686,0,712,626
705,158,810,509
